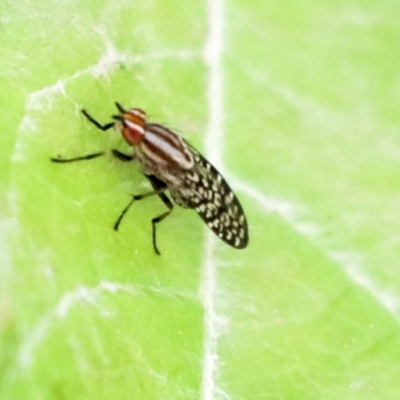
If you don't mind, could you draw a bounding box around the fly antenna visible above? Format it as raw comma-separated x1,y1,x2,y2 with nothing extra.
115,102,125,113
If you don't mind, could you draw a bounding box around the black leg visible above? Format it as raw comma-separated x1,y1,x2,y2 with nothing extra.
114,175,174,255
111,149,134,162
150,203,173,255
114,188,168,232
81,109,114,131
114,197,137,231
51,152,105,163
51,109,115,162
51,149,133,164
146,175,174,255
51,110,124,163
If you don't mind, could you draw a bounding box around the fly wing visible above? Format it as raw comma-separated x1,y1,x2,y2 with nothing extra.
184,144,249,249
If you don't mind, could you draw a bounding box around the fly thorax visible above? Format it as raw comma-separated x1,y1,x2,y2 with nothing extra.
139,124,194,169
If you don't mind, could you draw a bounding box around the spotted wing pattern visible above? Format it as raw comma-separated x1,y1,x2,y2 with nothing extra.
169,143,249,249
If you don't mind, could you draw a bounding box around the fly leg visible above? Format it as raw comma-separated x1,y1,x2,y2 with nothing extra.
50,109,115,162
114,175,173,255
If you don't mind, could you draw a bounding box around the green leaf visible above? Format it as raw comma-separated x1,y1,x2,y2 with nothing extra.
1,0,400,399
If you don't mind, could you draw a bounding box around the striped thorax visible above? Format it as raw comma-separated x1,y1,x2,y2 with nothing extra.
115,107,194,175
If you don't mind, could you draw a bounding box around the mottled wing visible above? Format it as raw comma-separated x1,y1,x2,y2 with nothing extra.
185,144,249,249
